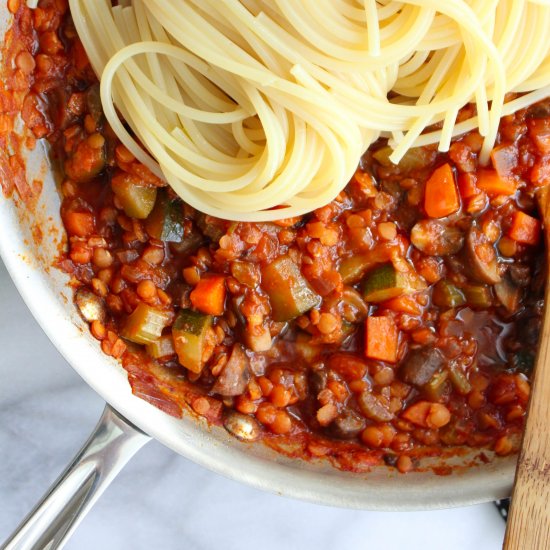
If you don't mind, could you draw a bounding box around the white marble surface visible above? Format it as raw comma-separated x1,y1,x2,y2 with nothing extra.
0,258,507,550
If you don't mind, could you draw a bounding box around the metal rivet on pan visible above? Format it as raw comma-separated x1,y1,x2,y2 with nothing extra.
75,288,106,323
224,411,261,441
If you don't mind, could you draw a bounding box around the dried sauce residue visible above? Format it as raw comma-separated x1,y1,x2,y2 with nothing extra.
0,4,43,205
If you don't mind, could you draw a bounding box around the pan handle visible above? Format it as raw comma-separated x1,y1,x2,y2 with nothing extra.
0,404,150,550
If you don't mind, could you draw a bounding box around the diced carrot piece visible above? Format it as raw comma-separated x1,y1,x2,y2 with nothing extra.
411,327,436,345
365,316,399,363
458,172,479,200
64,211,95,237
190,275,226,315
476,169,517,196
424,163,460,218
528,117,550,154
490,143,518,178
508,211,541,246
381,294,422,316
530,159,550,188
328,354,368,380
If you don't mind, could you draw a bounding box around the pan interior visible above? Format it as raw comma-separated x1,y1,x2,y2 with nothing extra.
0,4,515,510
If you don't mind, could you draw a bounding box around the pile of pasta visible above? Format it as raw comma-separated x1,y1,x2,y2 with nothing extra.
69,0,550,220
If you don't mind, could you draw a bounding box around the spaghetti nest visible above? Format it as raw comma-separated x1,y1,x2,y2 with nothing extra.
69,0,550,221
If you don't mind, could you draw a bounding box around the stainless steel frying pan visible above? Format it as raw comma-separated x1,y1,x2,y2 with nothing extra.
0,5,515,550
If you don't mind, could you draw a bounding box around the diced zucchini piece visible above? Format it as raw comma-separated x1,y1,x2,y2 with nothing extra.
422,370,450,401
463,284,492,308
145,190,185,242
361,263,423,303
65,139,106,183
146,334,176,359
121,303,171,345
231,260,260,288
261,255,321,322
432,280,466,308
111,175,157,219
448,364,472,395
172,309,213,373
339,253,376,284
466,227,501,284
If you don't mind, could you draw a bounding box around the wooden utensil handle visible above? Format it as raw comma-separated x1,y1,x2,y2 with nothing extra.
503,187,550,550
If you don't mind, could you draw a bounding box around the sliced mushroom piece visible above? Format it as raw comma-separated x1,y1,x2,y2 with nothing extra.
357,391,394,422
244,322,272,352
328,410,366,440
410,220,464,256
212,344,250,396
400,347,445,387
494,275,521,313
231,295,275,353
341,286,369,323
465,227,502,284
309,368,328,396
75,288,106,323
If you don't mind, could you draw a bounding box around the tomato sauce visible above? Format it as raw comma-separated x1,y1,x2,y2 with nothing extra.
4,1,550,474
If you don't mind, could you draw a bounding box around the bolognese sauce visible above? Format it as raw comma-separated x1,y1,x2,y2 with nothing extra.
4,1,550,473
